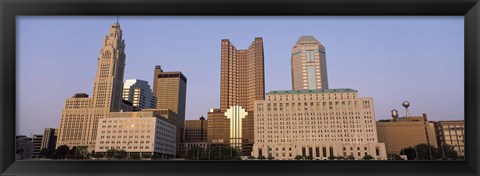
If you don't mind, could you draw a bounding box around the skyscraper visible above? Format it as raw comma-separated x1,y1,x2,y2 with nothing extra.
207,37,264,155
40,128,57,155
56,22,126,151
291,36,329,90
153,65,187,120
220,37,265,112
122,79,156,111
151,65,187,155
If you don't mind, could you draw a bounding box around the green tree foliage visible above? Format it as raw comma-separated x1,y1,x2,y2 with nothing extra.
305,155,314,160
92,153,104,158
54,145,70,159
151,154,160,160
346,155,355,160
142,154,152,159
294,155,304,160
247,156,256,160
203,145,241,160
439,144,459,160
39,148,49,158
267,155,275,160
328,155,336,160
185,146,208,160
389,154,403,160
362,155,374,160
105,149,127,160
399,143,458,160
130,154,141,160
257,155,266,160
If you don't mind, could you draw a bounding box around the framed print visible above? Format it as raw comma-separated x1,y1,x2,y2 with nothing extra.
1,0,479,176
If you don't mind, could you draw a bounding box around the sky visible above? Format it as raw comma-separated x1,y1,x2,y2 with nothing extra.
17,16,464,136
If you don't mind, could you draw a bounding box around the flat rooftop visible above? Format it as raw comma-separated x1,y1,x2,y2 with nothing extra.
267,88,358,95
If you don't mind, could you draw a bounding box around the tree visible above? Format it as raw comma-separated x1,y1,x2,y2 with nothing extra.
130,154,141,160
55,145,70,159
267,155,275,160
247,156,256,160
439,144,459,160
114,154,125,159
305,155,314,160
294,155,304,160
142,154,152,159
92,153,104,158
39,148,49,158
106,149,117,159
257,155,266,160
346,155,355,160
151,154,160,160
117,150,127,159
399,146,417,160
206,145,241,160
336,156,345,160
362,155,374,160
328,155,336,160
390,154,403,160
400,144,441,160
185,146,208,160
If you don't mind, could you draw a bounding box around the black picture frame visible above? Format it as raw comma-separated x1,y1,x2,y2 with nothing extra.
1,0,479,176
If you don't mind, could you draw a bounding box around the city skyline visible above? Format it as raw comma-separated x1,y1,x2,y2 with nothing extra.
17,16,464,136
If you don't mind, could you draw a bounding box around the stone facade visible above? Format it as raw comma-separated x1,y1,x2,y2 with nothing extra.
252,89,387,160
57,22,127,152
94,111,176,158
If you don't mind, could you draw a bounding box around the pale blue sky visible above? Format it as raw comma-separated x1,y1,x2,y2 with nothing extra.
17,16,464,135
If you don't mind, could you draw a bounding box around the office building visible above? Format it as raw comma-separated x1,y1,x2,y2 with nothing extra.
57,22,127,151
252,89,387,160
122,79,156,111
205,38,264,155
376,115,437,156
41,128,57,151
185,119,207,142
121,100,133,112
16,135,33,160
142,108,184,155
153,65,187,120
291,36,329,90
94,111,177,159
434,120,464,157
32,134,43,158
220,37,264,112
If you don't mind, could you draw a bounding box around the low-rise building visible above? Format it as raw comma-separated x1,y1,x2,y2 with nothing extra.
94,111,177,159
32,134,43,158
16,135,33,160
376,115,437,156
434,120,464,157
185,119,207,142
252,89,387,160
